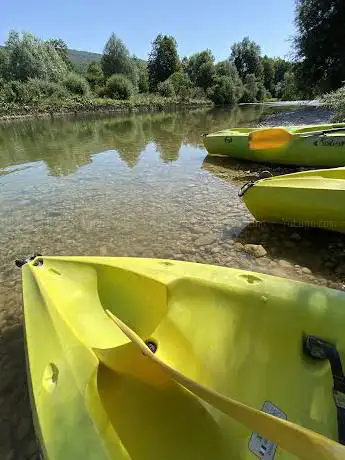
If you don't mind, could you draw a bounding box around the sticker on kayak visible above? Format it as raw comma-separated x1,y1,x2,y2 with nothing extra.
311,136,345,147
248,401,287,459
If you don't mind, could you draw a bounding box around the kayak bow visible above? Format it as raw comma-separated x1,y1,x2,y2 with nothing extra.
19,255,345,459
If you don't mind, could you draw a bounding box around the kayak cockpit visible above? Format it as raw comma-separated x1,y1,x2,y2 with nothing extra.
22,256,344,459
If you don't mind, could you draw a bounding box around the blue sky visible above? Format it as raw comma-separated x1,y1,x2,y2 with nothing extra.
1,0,296,61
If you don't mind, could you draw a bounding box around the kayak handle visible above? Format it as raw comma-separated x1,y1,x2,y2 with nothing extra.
304,335,345,445
238,170,273,197
238,181,255,197
15,253,42,268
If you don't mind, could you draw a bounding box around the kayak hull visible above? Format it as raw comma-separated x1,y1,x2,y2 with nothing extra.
203,123,345,166
242,167,345,232
22,256,345,459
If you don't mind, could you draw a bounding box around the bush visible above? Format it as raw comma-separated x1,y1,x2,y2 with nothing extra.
4,31,69,82
256,82,266,102
190,86,207,100
26,78,69,100
241,73,258,103
207,76,237,105
323,85,345,121
0,78,69,104
104,74,133,100
96,86,107,98
63,72,90,96
167,71,192,98
277,71,300,101
86,61,104,90
157,80,175,97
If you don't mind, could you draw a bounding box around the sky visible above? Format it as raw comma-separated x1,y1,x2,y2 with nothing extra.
1,0,296,61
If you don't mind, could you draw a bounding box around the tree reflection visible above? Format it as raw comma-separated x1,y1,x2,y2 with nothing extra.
0,104,270,176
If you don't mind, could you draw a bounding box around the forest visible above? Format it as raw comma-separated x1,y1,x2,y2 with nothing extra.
0,0,344,115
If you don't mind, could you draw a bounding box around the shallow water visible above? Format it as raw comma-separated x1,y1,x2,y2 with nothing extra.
0,104,344,459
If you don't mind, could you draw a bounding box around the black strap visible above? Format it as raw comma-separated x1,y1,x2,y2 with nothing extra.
304,336,345,445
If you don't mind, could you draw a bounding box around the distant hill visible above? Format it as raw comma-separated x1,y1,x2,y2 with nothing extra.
68,49,102,72
68,49,146,73
0,45,145,73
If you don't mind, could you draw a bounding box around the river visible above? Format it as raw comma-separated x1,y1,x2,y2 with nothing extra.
0,103,343,458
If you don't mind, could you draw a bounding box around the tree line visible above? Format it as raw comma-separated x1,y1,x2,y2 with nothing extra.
0,31,295,106
0,0,344,109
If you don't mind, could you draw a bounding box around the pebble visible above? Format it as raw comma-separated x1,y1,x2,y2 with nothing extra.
190,226,208,235
99,246,108,256
243,244,267,258
278,259,291,268
301,267,312,275
234,242,244,251
193,235,217,247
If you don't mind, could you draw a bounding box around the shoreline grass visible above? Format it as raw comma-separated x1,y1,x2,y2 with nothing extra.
0,95,213,121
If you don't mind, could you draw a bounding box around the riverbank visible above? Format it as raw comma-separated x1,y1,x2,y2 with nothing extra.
0,95,213,121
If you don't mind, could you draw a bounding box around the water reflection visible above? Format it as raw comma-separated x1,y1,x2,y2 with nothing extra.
0,105,269,176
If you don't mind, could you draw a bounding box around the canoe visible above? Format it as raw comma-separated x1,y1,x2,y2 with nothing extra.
18,255,345,460
240,167,345,232
202,123,345,166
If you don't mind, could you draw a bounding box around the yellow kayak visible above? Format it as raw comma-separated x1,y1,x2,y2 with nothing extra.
18,255,345,459
203,123,345,166
240,167,345,233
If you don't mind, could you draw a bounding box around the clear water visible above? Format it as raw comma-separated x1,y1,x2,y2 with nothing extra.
0,105,344,459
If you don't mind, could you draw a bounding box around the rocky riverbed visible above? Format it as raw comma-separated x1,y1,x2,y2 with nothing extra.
0,104,343,459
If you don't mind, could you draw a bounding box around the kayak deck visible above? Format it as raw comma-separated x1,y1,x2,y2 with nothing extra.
241,168,345,232
22,256,345,459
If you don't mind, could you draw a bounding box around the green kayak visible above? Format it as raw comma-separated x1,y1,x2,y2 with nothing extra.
202,123,345,166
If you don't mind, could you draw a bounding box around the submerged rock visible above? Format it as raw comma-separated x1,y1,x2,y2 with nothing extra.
193,234,217,247
243,244,267,258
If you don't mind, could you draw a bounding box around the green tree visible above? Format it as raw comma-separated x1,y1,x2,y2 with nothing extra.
273,58,292,85
5,31,69,82
63,72,90,96
46,38,72,68
230,37,263,80
187,50,215,91
167,71,192,97
134,58,149,93
181,56,189,73
0,47,9,80
207,76,237,105
157,80,175,97
147,34,180,90
262,55,275,95
277,71,300,101
294,0,345,92
86,61,104,90
215,60,243,100
256,82,266,101
104,74,133,100
241,73,258,102
101,33,137,84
